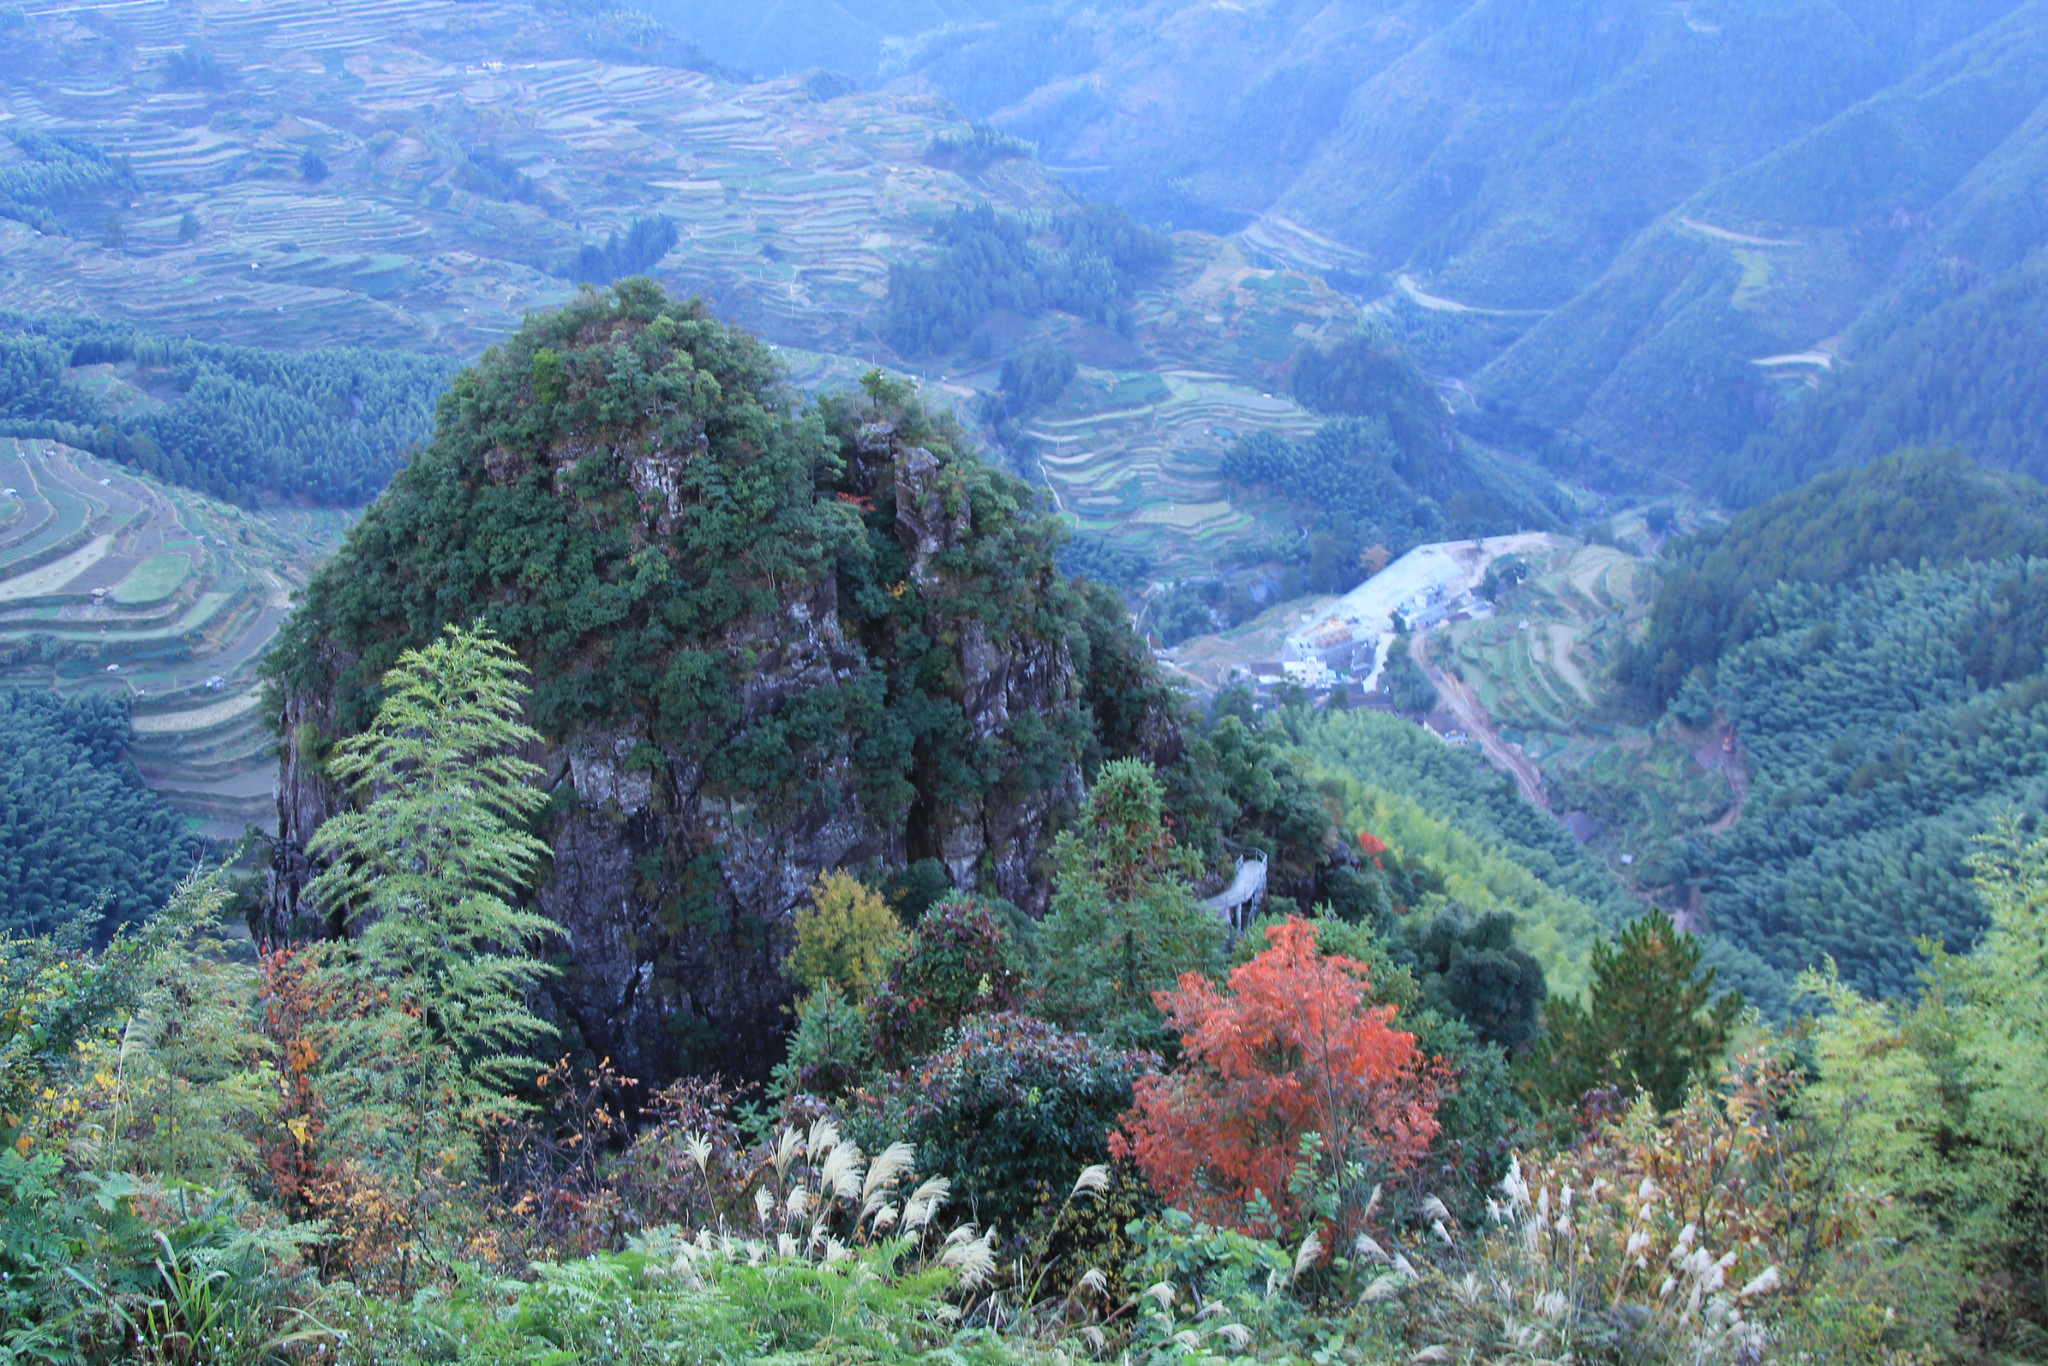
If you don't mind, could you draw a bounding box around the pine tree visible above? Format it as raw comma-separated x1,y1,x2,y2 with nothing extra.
1532,909,1741,1112
1038,759,1222,1046
304,624,556,1193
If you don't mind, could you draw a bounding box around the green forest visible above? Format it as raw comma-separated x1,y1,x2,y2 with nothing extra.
0,311,451,504
879,203,1170,355
0,127,133,237
1697,558,2048,1001
1219,334,1565,592
556,214,680,284
1628,448,2048,705
0,688,200,938
1729,264,2048,503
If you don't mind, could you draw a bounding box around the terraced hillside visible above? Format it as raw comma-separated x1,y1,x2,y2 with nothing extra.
1,0,1395,584
0,438,344,837
1023,241,1365,574
0,0,1039,355
1427,517,1738,898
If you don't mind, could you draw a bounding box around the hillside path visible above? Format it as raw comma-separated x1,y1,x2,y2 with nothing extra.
1412,631,1549,810
1394,273,1550,318
1677,217,1801,247
1699,720,1749,833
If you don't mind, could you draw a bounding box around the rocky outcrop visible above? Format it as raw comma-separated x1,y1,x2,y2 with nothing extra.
261,301,1159,1086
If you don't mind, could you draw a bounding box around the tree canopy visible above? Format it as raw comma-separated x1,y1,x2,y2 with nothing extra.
0,311,451,505
0,689,201,940
1630,447,2048,705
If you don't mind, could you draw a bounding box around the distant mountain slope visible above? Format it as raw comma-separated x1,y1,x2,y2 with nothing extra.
639,0,1031,81
1630,446,2048,702
1478,0,2048,492
0,0,1098,358
862,0,2048,499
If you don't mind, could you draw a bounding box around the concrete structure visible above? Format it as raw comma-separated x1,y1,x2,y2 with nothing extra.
1284,533,1555,689
1202,852,1269,935
1283,658,1337,688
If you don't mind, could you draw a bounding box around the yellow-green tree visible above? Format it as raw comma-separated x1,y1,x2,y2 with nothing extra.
785,871,903,1002
1799,819,2048,1341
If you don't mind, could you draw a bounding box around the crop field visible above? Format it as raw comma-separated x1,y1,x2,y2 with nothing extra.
0,439,347,837
0,0,1081,358
1431,520,1737,886
111,553,192,605
1024,242,1366,575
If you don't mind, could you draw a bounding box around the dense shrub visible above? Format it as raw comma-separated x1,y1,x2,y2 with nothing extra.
895,1011,1151,1236
1397,906,1547,1050
868,896,1029,1066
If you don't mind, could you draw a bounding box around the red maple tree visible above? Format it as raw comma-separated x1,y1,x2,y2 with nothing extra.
1356,830,1387,868
1110,917,1440,1239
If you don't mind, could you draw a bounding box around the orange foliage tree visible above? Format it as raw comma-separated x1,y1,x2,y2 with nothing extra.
1110,917,1441,1241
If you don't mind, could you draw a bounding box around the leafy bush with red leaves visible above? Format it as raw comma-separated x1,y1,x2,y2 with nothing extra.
1111,917,1440,1240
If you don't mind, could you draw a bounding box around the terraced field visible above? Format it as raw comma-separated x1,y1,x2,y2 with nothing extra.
0,439,346,838
2,0,1369,584
1431,520,1736,888
0,0,1411,823
0,0,1073,357
1026,243,1368,575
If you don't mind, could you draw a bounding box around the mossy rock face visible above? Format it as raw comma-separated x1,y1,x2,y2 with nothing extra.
265,282,1180,1083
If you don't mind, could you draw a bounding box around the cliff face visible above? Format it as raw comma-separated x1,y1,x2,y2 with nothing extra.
262,284,1176,1084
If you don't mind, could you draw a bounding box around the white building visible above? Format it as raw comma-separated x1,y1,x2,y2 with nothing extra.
1283,533,1555,690
1282,658,1337,688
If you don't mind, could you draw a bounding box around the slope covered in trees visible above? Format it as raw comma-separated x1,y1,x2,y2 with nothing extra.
1727,258,2048,500
0,312,450,504
0,128,134,238
1221,336,1561,582
879,203,1170,355
1695,557,2048,1000
808,0,2048,506
1475,0,2048,491
1630,448,2048,704
0,689,202,939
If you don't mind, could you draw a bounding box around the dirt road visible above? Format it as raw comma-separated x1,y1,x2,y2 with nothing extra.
1698,720,1749,833
1412,631,1550,810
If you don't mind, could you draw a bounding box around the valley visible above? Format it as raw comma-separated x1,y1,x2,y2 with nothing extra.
0,0,1411,834
2,0,2039,1026
5,3,2048,1356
